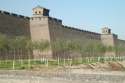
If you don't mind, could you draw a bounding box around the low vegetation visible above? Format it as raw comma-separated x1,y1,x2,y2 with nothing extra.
0,56,124,70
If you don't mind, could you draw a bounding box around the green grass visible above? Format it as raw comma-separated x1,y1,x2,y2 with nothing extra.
0,57,124,70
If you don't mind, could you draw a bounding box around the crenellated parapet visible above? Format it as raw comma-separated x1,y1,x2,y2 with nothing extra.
61,25,101,40
62,25,100,35
0,10,30,19
30,16,48,21
48,17,62,24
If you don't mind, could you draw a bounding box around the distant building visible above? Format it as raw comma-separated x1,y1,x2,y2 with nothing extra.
0,6,125,59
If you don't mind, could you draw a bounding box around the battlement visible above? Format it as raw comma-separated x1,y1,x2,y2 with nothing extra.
118,39,125,42
30,16,48,21
48,17,62,24
0,10,30,19
30,16,62,25
62,25,100,35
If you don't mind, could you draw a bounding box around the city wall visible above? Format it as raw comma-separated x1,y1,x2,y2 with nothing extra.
0,10,31,59
0,10,30,37
0,6,125,59
48,17,101,58
117,39,125,56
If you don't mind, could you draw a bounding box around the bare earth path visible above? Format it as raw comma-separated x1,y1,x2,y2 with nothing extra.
0,70,125,83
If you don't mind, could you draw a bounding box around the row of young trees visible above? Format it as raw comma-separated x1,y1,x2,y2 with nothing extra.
0,34,50,60
0,33,124,60
51,40,125,59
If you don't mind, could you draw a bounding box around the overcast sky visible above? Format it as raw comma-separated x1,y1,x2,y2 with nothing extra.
0,0,125,39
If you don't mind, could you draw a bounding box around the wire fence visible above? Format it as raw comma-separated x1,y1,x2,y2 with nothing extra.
0,56,125,70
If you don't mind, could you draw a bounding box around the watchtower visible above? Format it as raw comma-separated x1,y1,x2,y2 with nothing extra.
32,5,49,17
101,27,118,56
102,27,111,34
30,6,52,59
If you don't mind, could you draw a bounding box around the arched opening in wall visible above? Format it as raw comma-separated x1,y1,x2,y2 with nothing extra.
39,11,41,14
35,11,37,14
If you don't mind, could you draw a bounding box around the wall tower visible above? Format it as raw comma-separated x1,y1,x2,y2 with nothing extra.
30,6,52,59
101,27,118,56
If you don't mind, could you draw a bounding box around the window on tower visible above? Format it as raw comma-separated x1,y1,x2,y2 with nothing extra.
39,11,41,14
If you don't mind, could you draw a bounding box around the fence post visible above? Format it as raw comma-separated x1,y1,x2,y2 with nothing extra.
63,58,66,66
98,57,100,62
46,59,48,67
28,58,31,69
0,60,1,65
57,57,60,67
70,59,72,66
20,58,23,67
12,60,15,70
87,57,89,63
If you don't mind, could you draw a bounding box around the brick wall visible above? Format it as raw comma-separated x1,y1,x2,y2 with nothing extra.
48,17,101,58
0,11,30,37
